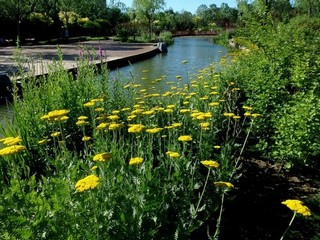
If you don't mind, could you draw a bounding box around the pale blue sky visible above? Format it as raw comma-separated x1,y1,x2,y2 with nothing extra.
116,0,238,13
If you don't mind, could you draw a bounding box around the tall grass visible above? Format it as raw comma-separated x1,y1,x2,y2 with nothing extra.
0,55,258,239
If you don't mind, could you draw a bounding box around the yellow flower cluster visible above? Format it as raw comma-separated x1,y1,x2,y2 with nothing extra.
75,175,99,192
128,124,145,133
0,145,26,156
129,157,144,166
178,135,192,142
0,136,22,146
201,160,220,168
166,151,180,158
281,199,311,216
146,128,163,134
93,152,113,162
214,181,234,189
41,109,70,121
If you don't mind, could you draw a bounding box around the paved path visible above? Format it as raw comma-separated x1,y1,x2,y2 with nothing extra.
0,40,158,79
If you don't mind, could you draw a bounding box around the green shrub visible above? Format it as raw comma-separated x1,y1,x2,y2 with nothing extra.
159,31,174,45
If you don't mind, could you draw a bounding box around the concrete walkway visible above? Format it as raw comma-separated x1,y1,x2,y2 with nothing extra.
0,40,159,79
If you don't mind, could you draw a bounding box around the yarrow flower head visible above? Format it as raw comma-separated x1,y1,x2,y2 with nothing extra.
201,160,220,168
129,157,144,166
93,152,113,162
146,128,163,134
282,199,311,216
0,136,22,146
128,124,145,133
166,151,180,158
76,120,89,126
41,109,70,121
0,145,26,156
82,136,91,142
75,175,99,192
178,135,192,142
51,132,61,137
214,181,234,189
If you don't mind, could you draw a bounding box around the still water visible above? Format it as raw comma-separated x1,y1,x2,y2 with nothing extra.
0,37,228,126
109,37,228,91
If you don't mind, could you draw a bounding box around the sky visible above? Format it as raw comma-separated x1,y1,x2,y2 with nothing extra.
116,0,238,13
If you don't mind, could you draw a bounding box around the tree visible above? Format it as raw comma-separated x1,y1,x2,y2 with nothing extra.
0,0,37,44
294,0,320,16
133,0,165,39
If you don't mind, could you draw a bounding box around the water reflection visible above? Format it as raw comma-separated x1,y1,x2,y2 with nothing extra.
108,37,228,92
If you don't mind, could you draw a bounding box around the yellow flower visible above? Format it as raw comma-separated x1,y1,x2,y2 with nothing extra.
82,136,91,141
41,109,70,121
251,113,262,118
233,115,241,119
242,106,253,111
200,122,210,129
223,112,235,118
201,160,220,168
0,136,22,146
109,123,123,131
0,145,26,156
164,109,174,113
121,107,131,112
180,109,191,113
143,110,155,115
91,166,98,171
91,98,104,102
282,199,311,216
108,115,120,121
178,135,192,142
59,116,69,121
75,175,99,192
76,120,89,126
128,124,145,133
199,96,209,100
209,102,219,107
93,152,113,162
95,107,105,112
167,104,175,109
78,116,88,120
127,115,137,121
96,122,109,130
146,128,163,134
38,139,51,144
112,110,120,115
171,123,182,128
214,145,221,149
51,132,61,137
84,101,96,107
214,181,234,189
166,151,180,158
129,157,144,166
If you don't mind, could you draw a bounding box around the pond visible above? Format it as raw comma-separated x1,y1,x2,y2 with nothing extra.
0,37,228,128
109,37,228,91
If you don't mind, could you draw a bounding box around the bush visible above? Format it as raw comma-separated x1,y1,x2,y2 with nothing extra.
159,31,174,45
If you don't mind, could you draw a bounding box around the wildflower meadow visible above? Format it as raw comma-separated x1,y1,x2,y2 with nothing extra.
0,52,262,239
1,17,319,237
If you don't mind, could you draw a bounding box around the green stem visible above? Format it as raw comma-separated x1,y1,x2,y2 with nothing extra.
90,190,99,239
280,212,296,240
195,169,210,213
213,193,225,239
230,119,254,180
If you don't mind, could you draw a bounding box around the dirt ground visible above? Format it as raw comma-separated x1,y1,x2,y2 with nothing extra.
220,158,320,240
